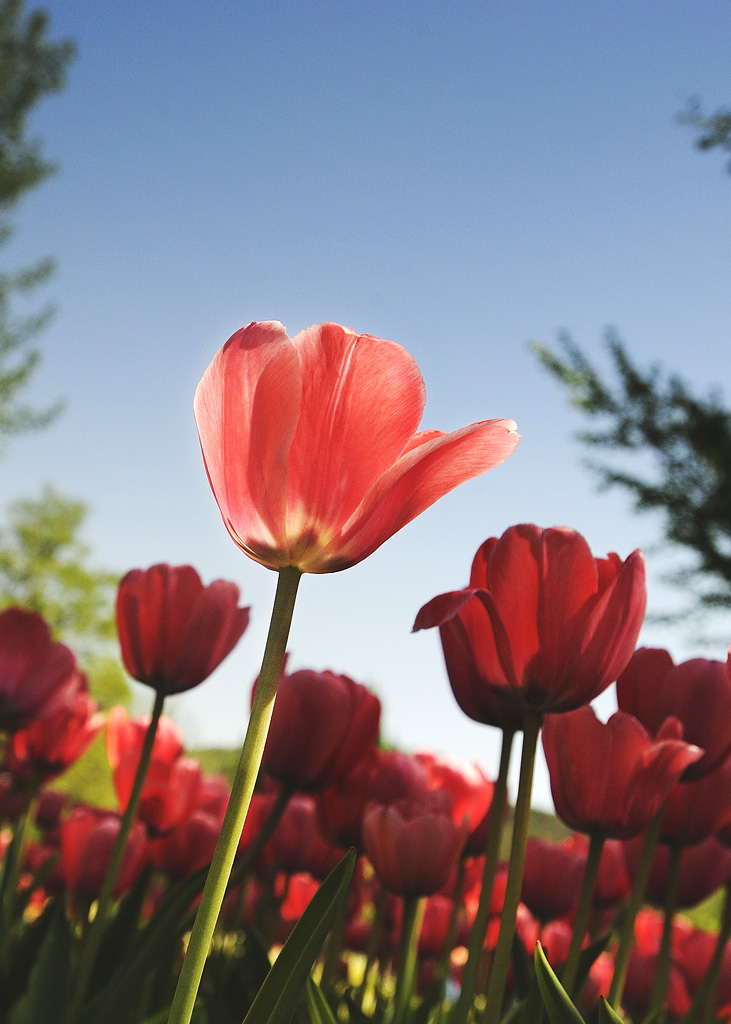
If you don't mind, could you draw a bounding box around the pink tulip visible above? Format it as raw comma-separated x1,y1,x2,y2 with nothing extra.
194,321,519,573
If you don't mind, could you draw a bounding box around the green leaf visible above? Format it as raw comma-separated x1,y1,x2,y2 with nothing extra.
534,942,586,1024
511,928,533,999
599,997,629,1024
9,898,71,1024
86,863,213,1024
572,932,610,996
242,848,356,1024
306,978,339,1024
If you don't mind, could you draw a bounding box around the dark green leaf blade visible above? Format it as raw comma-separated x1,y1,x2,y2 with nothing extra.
243,848,356,1024
534,942,586,1024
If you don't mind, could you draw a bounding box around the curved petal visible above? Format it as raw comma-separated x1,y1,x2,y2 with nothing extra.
323,418,520,573
412,589,477,632
194,321,301,569
286,324,426,540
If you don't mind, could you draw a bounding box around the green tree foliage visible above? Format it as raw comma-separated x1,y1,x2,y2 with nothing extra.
533,330,731,612
0,486,130,706
0,0,75,444
677,98,731,175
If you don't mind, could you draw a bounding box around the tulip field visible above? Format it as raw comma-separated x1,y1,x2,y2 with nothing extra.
2,322,731,1024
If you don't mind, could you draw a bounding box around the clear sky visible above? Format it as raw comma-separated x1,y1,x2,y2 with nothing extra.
3,1,730,809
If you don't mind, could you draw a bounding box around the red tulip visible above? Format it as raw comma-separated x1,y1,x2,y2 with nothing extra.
61,806,147,898
415,525,646,714
657,753,731,846
150,809,222,878
106,708,201,835
318,747,430,850
414,752,494,832
7,673,104,782
0,607,77,732
194,321,519,574
618,649,731,780
263,795,342,879
624,835,731,908
363,793,469,897
260,667,380,791
593,838,632,908
542,707,703,839
520,837,585,923
116,564,250,694
105,706,184,770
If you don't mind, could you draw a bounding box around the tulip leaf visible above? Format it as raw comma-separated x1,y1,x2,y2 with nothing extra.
8,898,71,1024
534,942,586,1024
85,863,213,1024
306,978,339,1024
599,997,629,1024
511,929,533,998
572,931,611,995
88,867,152,1000
242,848,356,1024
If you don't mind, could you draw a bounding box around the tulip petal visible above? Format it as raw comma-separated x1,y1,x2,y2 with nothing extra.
194,321,302,568
329,419,520,573
286,324,426,542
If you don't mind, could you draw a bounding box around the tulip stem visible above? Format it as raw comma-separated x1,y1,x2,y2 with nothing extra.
691,878,731,1024
437,857,467,1017
70,688,166,1024
651,843,682,1013
562,832,605,997
482,710,541,1024
393,895,426,1024
357,886,387,1010
608,805,664,1009
451,727,515,1024
167,565,302,1024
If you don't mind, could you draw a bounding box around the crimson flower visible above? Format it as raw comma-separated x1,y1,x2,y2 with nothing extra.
363,793,469,897
259,667,381,791
624,834,731,909
106,706,183,770
520,837,585,923
263,795,342,879
317,748,430,850
542,707,703,839
116,563,250,694
150,809,222,879
106,708,201,834
617,648,731,779
194,321,519,574
415,752,494,833
415,524,646,714
7,672,104,782
61,806,147,898
0,607,77,732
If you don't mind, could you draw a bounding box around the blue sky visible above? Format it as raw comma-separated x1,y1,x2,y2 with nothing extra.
3,1,730,808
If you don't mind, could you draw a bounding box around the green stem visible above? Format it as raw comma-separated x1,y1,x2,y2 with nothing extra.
1,784,37,926
432,857,467,1024
482,710,541,1024
451,728,515,1024
692,878,731,1024
228,784,293,928
71,688,166,1023
320,872,350,992
608,805,664,1009
562,832,605,997
167,565,301,1024
357,886,387,1010
393,895,426,1024
651,843,682,1012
